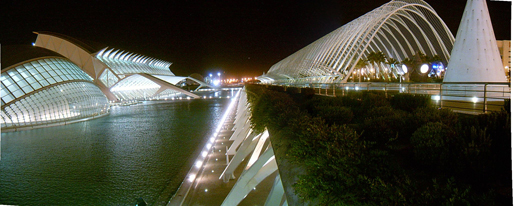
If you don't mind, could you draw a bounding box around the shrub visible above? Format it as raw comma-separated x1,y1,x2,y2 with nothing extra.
390,93,431,112
361,106,408,145
410,122,457,170
316,106,354,125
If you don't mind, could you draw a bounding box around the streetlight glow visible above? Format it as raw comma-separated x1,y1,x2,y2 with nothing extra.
420,64,429,73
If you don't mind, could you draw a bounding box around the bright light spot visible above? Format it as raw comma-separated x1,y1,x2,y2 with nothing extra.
355,86,359,91
211,170,214,173
472,96,479,103
32,42,35,46
206,143,212,148
346,87,349,90
210,137,215,143
253,187,256,190
420,64,429,73
195,160,203,168
187,97,191,100
433,95,441,101
213,80,220,86
205,189,208,192
215,158,218,161
179,97,183,100
188,174,196,182
402,64,408,74
203,96,206,99
202,151,208,157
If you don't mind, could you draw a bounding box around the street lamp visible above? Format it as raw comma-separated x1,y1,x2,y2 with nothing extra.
420,64,429,74
217,72,221,86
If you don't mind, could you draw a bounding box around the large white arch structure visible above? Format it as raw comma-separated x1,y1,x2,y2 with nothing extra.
34,32,206,100
260,0,454,84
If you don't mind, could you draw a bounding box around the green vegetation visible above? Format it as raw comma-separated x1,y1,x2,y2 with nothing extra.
246,84,511,205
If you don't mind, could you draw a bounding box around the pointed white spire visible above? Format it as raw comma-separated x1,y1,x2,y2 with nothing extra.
444,0,507,82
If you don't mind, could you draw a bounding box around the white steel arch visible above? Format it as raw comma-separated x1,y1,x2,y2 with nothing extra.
260,0,454,84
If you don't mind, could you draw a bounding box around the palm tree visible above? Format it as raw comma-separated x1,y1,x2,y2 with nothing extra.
354,58,368,82
385,57,400,81
367,51,386,79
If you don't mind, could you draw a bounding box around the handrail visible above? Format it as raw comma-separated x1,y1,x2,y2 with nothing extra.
265,82,510,114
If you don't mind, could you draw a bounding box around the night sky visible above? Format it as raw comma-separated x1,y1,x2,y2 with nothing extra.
1,0,511,78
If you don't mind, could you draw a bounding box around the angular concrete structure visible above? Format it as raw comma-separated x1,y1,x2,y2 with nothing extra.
444,0,507,82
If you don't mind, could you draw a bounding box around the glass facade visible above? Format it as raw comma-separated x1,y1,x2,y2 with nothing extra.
1,58,109,129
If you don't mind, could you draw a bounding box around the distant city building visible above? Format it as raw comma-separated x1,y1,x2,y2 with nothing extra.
497,40,511,77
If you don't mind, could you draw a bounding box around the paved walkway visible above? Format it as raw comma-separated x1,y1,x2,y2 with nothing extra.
168,94,276,206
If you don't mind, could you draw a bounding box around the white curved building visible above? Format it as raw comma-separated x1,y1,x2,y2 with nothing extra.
260,0,454,84
34,32,206,101
1,46,110,130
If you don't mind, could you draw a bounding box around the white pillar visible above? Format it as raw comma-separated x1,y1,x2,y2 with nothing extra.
265,173,287,206
221,147,278,206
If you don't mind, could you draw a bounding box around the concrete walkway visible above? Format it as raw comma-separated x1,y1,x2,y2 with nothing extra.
167,90,277,206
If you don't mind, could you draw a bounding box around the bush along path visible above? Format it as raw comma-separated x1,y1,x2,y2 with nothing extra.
245,84,511,206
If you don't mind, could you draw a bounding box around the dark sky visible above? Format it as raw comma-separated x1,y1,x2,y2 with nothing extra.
1,0,511,78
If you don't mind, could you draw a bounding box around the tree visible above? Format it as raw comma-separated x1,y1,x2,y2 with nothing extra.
354,58,368,82
366,51,387,80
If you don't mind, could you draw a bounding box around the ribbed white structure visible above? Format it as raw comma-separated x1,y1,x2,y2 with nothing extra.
261,0,454,84
35,32,203,100
443,0,507,83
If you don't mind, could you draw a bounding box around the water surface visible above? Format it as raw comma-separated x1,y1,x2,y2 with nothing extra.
0,98,229,205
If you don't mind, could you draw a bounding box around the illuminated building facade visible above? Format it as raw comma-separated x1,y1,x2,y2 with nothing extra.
1,46,109,130
497,40,511,78
2,32,211,130
34,32,207,101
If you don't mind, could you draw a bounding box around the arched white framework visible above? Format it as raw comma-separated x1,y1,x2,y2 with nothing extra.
261,0,454,84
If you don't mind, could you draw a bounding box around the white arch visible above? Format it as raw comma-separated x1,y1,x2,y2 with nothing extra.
262,0,454,84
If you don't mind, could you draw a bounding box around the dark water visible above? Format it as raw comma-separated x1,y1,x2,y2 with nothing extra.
0,98,229,205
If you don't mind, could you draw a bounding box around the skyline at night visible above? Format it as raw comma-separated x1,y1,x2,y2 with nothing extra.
1,0,511,78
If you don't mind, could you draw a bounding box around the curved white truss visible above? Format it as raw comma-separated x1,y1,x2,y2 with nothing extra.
261,0,454,84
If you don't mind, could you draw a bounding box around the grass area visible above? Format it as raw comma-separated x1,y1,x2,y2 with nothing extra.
246,84,511,205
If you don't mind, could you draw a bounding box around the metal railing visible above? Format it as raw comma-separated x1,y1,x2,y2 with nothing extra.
274,82,511,114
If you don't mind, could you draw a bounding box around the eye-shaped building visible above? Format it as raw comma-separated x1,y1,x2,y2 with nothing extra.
2,32,209,130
